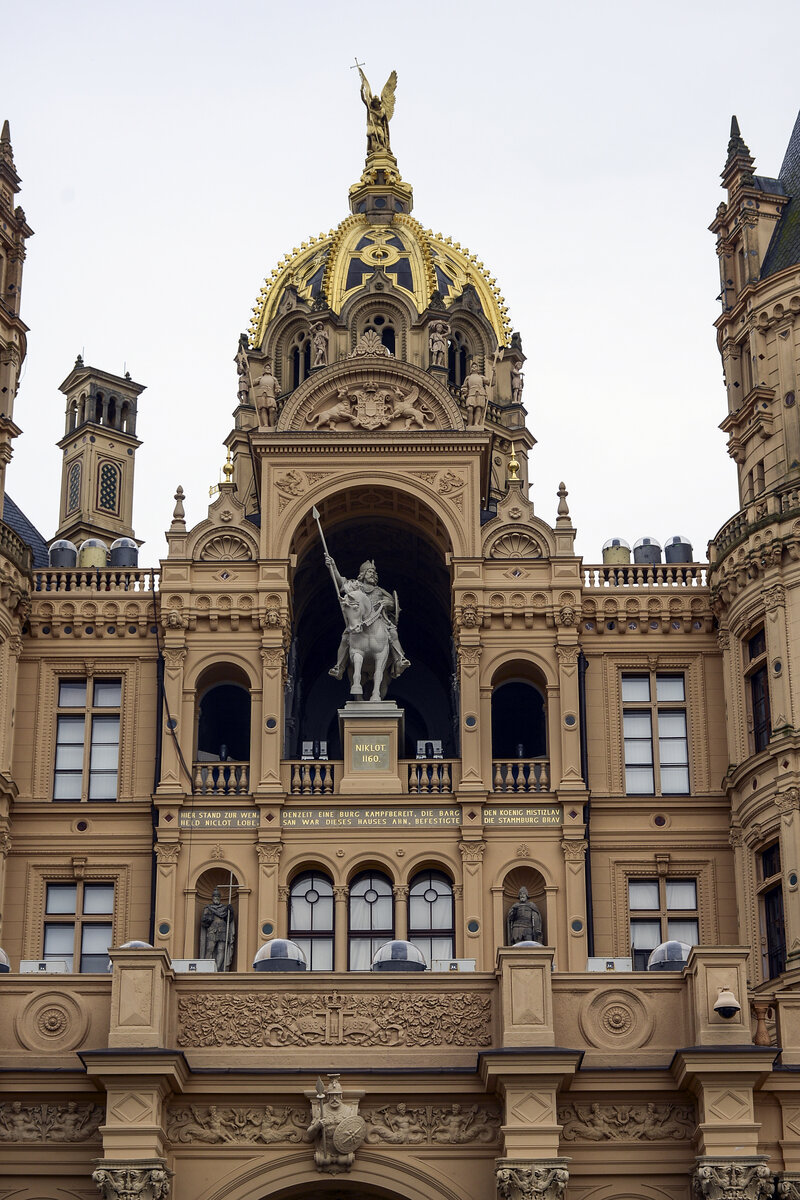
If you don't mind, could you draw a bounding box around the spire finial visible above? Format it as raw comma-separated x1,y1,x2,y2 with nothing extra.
557,481,570,518
507,443,520,483
1,120,9,143
725,113,753,169
222,448,234,483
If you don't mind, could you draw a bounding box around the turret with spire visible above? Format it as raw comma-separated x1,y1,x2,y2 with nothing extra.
0,120,33,515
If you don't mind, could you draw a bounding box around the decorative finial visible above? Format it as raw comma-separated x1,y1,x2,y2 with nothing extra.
172,486,185,522
1,120,9,144
223,448,234,483
507,443,520,483
557,481,570,518
725,114,753,169
74,354,84,368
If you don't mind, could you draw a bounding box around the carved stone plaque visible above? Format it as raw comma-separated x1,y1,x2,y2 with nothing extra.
350,736,390,771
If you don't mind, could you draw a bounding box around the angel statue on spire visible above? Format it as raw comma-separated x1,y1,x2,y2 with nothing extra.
358,68,397,155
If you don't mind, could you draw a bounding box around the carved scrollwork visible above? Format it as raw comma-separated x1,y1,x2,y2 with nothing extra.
154,843,181,866
256,843,283,867
776,788,800,815
459,840,486,863
561,839,588,863
363,1102,501,1144
167,1103,306,1144
92,1162,171,1200
496,1159,569,1200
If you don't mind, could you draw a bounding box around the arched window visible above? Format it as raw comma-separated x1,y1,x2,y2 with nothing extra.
193,665,252,796
348,870,393,970
289,871,334,970
290,330,311,389
120,401,130,433
447,330,471,388
491,671,548,792
409,869,454,967
67,400,78,433
94,392,104,424
97,461,120,513
363,313,395,355
66,462,81,514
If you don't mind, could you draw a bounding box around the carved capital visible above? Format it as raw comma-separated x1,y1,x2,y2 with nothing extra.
561,838,587,863
333,885,349,903
692,1158,774,1200
778,1176,800,1200
393,885,409,901
92,1162,172,1200
555,644,579,667
729,826,744,848
458,644,482,670
256,843,283,867
459,840,486,864
496,1158,569,1200
0,829,10,857
775,788,800,815
261,646,286,671
154,842,181,866
278,885,290,902
162,647,186,673
717,629,731,651
764,584,785,612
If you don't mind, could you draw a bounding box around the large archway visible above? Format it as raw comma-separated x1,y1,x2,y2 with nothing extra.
286,487,455,760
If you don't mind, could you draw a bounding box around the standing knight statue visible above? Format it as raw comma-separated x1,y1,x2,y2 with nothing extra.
306,1074,366,1174
506,886,543,945
199,887,236,971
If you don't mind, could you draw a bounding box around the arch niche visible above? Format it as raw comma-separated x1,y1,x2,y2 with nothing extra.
287,486,455,760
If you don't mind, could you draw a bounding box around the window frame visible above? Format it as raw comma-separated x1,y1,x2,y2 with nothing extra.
288,870,334,971
53,676,122,802
348,870,394,971
622,671,690,796
42,880,115,972
758,841,786,980
628,874,699,971
745,629,771,755
408,869,455,967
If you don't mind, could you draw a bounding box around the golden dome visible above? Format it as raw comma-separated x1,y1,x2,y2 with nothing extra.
247,188,512,349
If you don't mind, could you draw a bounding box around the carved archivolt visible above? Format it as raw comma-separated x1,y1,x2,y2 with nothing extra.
198,534,253,562
487,531,543,559
177,989,492,1047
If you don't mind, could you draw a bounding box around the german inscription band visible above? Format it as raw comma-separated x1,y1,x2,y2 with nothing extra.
180,809,260,829
281,805,563,829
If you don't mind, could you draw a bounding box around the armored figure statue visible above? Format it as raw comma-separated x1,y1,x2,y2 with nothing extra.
324,552,410,698
252,359,280,429
199,887,236,971
357,67,397,156
506,886,543,945
461,358,495,427
307,1075,366,1174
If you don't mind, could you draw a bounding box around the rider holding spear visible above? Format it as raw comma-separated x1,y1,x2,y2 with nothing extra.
311,506,410,682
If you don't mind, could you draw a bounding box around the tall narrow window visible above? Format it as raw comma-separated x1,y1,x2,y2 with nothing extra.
628,876,699,970
348,871,393,970
760,842,785,980
447,331,471,388
54,678,121,801
622,673,689,795
97,461,120,513
408,870,454,967
289,871,334,970
66,462,81,514
746,629,771,754
43,881,114,971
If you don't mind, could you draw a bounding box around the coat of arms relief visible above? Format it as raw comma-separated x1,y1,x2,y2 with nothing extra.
311,383,435,431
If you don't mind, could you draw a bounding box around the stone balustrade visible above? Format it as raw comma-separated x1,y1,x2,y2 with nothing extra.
492,758,550,793
32,567,159,593
583,563,708,588
193,760,250,796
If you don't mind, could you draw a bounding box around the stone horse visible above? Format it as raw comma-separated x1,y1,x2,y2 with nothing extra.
339,581,391,701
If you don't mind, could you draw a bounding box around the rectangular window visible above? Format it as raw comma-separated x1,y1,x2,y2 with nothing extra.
746,630,771,754
622,673,689,795
54,678,121,801
43,881,114,971
628,876,698,971
759,843,786,980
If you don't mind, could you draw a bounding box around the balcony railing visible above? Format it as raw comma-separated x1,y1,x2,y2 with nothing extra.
33,568,160,593
583,564,708,589
0,519,32,572
492,758,550,793
193,761,250,796
288,760,336,795
406,760,455,794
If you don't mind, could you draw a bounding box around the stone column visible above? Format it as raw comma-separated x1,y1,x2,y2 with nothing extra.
453,883,464,957
256,841,282,946
560,837,588,970
333,885,349,971
458,643,485,791
277,885,290,938
153,842,181,961
394,884,409,940
258,639,286,794
157,643,187,796
776,788,800,968
555,644,583,792
0,828,9,941
692,1158,774,1200
495,1160,570,1200
764,583,793,734
460,840,487,968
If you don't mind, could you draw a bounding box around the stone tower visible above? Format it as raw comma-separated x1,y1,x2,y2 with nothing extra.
53,359,145,547
709,110,800,980
0,120,33,512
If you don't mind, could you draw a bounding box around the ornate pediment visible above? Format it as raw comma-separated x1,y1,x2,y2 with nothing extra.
277,361,465,433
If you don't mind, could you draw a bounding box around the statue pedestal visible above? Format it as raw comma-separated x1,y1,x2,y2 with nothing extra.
337,701,405,795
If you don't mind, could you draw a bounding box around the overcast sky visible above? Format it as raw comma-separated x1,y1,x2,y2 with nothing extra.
4,0,800,564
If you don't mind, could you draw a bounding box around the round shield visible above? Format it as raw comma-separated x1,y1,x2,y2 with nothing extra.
332,1114,367,1153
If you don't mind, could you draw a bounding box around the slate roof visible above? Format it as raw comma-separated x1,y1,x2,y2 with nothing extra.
3,494,49,568
761,110,800,279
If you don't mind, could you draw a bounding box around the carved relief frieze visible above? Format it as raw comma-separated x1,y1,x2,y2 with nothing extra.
177,989,492,1048
167,1103,306,1144
0,1100,104,1141
558,1102,694,1142
363,1101,501,1144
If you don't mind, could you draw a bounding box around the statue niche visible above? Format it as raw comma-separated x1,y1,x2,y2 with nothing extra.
503,867,547,946
196,870,239,972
